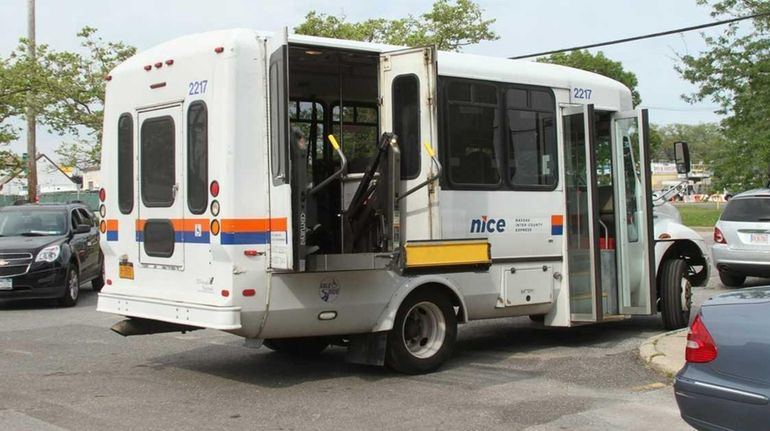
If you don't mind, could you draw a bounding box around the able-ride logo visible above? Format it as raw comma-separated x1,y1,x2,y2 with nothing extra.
470,215,507,234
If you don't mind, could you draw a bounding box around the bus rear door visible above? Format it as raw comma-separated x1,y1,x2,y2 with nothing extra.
137,103,185,268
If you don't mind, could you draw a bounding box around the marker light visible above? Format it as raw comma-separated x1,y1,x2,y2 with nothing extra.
144,65,152,71
154,62,162,69
99,188,106,201
165,59,174,66
210,200,220,216
242,289,256,297
214,47,224,53
210,219,220,236
221,289,230,297
99,205,106,218
105,75,112,81
210,180,220,197
99,220,107,234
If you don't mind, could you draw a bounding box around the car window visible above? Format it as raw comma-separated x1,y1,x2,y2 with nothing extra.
720,197,770,222
70,210,83,230
76,208,95,227
0,209,68,236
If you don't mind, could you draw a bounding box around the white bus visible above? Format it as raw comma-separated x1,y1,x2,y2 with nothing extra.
96,29,709,373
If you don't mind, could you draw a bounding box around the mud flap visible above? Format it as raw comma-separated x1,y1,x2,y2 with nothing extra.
345,332,387,366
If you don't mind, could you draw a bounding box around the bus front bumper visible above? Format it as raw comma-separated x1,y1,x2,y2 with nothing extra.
97,292,242,331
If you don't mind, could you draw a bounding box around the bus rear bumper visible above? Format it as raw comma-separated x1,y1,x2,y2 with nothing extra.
97,292,242,331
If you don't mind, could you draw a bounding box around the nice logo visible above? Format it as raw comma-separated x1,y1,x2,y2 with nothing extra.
470,215,507,233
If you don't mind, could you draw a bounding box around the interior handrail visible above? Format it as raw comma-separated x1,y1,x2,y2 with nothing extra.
397,142,442,202
309,134,348,196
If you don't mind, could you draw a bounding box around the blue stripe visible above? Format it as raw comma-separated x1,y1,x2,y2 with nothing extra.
106,231,118,241
551,225,563,236
136,231,144,242
220,231,270,245
181,231,210,244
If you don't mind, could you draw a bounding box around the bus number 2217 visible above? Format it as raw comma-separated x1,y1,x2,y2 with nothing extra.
188,80,208,95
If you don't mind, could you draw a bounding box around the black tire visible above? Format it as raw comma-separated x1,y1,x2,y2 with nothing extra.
385,290,457,374
719,270,746,288
58,266,79,307
660,259,691,330
262,337,329,356
92,254,105,292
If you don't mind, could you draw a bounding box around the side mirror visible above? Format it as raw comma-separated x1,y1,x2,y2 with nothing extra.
74,224,91,234
674,141,690,174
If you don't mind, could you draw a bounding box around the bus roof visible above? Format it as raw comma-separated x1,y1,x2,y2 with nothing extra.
114,29,631,99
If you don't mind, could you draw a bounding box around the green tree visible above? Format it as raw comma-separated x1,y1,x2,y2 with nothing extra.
678,0,770,191
44,27,136,169
294,0,498,51
538,50,642,106
652,123,726,164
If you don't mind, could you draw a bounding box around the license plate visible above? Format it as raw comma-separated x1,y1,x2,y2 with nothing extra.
750,233,769,244
0,278,11,290
119,263,134,280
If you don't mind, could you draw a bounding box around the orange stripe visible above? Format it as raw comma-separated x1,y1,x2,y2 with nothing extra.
106,219,119,230
134,218,286,232
221,218,286,233
551,214,564,225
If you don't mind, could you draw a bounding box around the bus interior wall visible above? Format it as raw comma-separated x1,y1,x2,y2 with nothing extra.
287,46,380,255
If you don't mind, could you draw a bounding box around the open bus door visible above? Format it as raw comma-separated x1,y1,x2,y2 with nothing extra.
266,28,296,270
379,46,439,242
562,105,655,323
611,109,654,315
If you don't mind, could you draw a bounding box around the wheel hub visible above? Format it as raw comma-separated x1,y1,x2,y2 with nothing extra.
401,301,446,359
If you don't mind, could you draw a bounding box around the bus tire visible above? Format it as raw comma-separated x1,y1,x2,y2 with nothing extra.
262,337,329,356
660,258,691,330
385,290,457,374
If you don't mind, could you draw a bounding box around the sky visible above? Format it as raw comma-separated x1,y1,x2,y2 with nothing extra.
0,0,732,158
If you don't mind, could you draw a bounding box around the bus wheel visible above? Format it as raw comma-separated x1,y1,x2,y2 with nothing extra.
660,259,691,330
386,290,457,374
262,337,329,356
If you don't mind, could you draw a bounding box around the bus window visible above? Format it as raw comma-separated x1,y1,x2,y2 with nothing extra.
392,74,420,180
445,80,501,188
331,104,378,173
141,116,175,207
269,46,289,185
289,100,324,183
187,101,208,214
118,113,134,214
505,88,557,190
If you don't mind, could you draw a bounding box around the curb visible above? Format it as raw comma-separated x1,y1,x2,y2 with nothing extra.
639,328,688,377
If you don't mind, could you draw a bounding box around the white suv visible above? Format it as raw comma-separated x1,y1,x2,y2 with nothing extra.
712,189,770,287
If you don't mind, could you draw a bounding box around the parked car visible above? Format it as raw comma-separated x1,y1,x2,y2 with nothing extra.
711,188,770,287
674,286,770,430
0,202,103,306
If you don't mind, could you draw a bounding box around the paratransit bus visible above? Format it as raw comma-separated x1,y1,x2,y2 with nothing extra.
96,28,710,373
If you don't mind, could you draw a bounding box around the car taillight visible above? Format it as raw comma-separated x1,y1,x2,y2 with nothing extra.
686,314,718,363
714,227,727,244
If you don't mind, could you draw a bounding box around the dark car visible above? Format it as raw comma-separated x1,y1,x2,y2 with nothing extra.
0,202,103,307
674,287,770,430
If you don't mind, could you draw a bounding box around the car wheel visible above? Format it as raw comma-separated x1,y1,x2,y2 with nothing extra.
385,290,457,374
262,337,329,355
719,270,746,288
58,266,79,307
92,254,105,292
660,259,691,330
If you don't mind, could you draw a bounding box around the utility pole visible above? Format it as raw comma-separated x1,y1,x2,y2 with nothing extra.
26,0,37,202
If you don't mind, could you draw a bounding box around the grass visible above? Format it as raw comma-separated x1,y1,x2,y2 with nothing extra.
672,202,724,227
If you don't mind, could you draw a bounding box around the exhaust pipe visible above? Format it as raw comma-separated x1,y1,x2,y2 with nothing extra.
111,318,202,337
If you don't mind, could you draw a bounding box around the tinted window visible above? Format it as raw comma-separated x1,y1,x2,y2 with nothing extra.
143,219,175,257
445,82,501,187
506,110,557,188
76,208,96,227
187,102,208,214
393,75,420,179
141,116,175,207
721,197,770,222
269,47,288,184
118,114,134,214
289,100,325,184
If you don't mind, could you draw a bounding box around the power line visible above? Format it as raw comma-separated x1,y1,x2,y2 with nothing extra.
510,12,770,59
